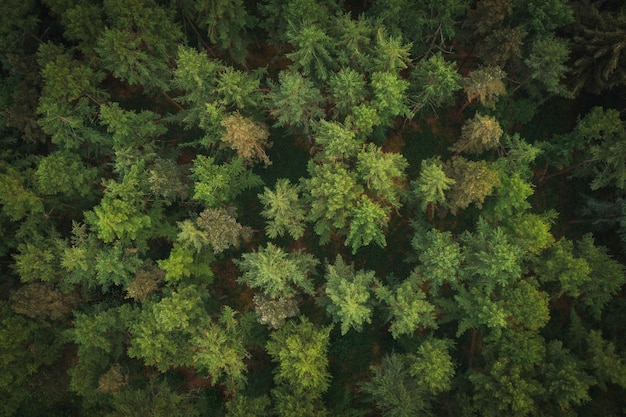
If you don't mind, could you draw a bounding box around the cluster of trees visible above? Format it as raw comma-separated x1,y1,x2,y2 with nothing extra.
1,0,626,416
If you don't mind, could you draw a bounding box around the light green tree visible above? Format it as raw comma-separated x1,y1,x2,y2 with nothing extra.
266,317,332,395
413,157,456,213
236,243,318,299
321,255,376,335
259,179,307,240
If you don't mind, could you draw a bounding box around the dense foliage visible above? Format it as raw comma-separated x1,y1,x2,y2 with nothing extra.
1,1,626,416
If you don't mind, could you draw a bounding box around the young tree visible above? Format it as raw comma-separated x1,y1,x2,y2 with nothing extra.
192,0,254,64
267,71,325,139
266,317,332,396
523,35,572,98
95,0,182,91
286,24,336,82
313,120,363,163
321,255,376,335
356,143,408,209
345,196,389,254
127,285,207,372
360,354,429,417
409,52,462,114
225,394,272,417
191,306,250,392
305,161,363,244
191,155,263,208
411,227,464,293
258,179,307,240
84,164,154,245
409,338,455,395
236,243,318,299
328,68,367,119
375,274,438,339
370,71,410,128
413,157,456,213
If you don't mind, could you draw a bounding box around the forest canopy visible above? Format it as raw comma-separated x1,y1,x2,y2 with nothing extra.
1,0,626,416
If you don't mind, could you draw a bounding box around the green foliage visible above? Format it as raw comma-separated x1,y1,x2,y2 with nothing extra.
536,238,591,297
287,24,336,81
409,338,455,394
455,286,507,336
0,165,43,221
95,0,182,90
554,106,626,190
192,307,250,392
490,173,534,220
370,71,410,127
522,0,574,34
193,0,254,64
411,227,464,292
576,234,626,319
478,26,527,67
267,71,325,132
196,207,246,254
85,164,153,244
543,340,595,412
0,307,59,416
524,35,572,98
361,353,428,417
34,151,97,198
345,196,388,254
413,157,456,212
461,219,523,292
305,161,363,244
570,2,626,93
106,380,200,417
376,275,438,339
225,394,272,417
322,255,376,334
501,280,550,331
503,212,555,257
70,306,129,399
13,237,63,284
369,29,412,73
313,120,362,162
191,155,263,207
409,52,462,113
157,243,214,284
259,0,336,44
127,285,207,371
470,357,544,417
266,317,332,395
586,330,626,389
356,143,408,208
328,68,367,118
236,243,318,298
259,179,307,240
467,0,513,36
368,0,468,56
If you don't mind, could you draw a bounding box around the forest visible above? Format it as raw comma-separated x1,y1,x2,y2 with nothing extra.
1,0,626,416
